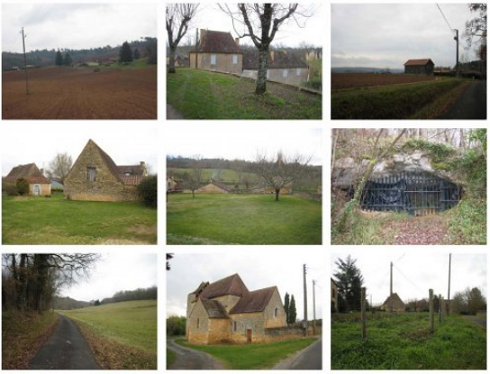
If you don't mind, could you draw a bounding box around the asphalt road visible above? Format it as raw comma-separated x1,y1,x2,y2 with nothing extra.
167,339,225,370
440,80,486,120
29,315,100,370
273,338,322,370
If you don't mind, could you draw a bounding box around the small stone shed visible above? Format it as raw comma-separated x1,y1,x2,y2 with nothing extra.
3,163,51,196
187,273,288,345
64,139,147,202
404,59,435,75
381,293,406,312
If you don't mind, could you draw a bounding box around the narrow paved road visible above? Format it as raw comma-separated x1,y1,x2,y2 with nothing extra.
273,338,322,370
29,315,100,370
167,339,225,370
440,81,486,119
464,315,486,329
167,104,184,119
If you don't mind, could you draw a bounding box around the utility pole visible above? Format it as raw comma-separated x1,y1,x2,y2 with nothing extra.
303,264,308,337
21,27,29,95
390,261,393,312
453,29,459,77
447,253,452,314
312,279,316,335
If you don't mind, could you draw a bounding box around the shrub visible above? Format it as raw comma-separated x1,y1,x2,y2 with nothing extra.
15,178,29,196
138,175,157,208
2,182,17,196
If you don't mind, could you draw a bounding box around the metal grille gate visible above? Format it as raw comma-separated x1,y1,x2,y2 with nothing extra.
361,172,460,215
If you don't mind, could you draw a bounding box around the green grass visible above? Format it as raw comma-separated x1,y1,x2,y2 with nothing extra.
167,194,322,244
447,198,487,245
332,313,486,369
166,349,177,368
331,78,465,119
2,193,157,244
2,311,59,369
177,338,317,369
59,300,157,369
167,68,322,119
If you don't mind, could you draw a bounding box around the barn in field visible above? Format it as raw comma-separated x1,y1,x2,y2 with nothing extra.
189,29,243,75
404,59,435,75
381,293,406,312
3,163,51,196
196,179,230,194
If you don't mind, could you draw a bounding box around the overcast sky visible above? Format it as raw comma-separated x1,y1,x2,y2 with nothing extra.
332,3,481,69
168,3,324,49
331,251,486,306
1,123,158,176
166,125,323,165
2,4,157,53
167,250,326,320
59,252,157,301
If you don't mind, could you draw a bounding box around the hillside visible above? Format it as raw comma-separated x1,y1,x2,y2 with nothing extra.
54,296,92,310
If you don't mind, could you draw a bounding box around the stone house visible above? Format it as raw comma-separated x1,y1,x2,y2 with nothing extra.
187,274,287,345
242,49,309,87
331,278,339,313
3,163,51,196
196,179,230,194
167,176,183,193
64,139,147,202
189,29,243,75
404,59,435,75
381,293,406,312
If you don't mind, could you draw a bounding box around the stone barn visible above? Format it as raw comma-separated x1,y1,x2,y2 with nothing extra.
3,163,51,196
196,179,230,194
381,293,406,312
404,59,435,75
187,274,288,345
64,139,147,202
189,29,243,75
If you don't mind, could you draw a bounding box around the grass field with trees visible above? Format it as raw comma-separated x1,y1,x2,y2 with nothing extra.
331,313,486,369
167,194,322,244
60,300,157,370
2,193,157,244
167,68,321,119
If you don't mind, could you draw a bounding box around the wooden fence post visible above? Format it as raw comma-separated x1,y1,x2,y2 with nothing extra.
438,294,442,323
429,289,434,333
361,287,367,340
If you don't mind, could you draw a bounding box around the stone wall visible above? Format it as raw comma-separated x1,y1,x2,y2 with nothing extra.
263,326,305,342
263,289,287,328
196,183,228,194
242,68,309,87
229,312,265,343
187,300,211,344
190,52,243,75
212,295,241,313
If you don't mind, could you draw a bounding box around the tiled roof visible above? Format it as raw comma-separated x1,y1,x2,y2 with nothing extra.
198,30,242,53
199,273,249,300
404,59,434,66
229,286,277,314
201,299,230,318
243,50,308,69
4,163,50,184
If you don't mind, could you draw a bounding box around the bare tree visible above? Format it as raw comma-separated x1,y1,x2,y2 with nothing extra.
182,155,203,198
252,151,312,201
220,4,311,94
47,153,72,185
166,4,199,74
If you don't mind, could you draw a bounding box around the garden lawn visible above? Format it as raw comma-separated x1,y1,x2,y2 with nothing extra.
2,193,157,244
178,338,317,369
167,68,321,119
59,300,157,369
331,313,486,369
167,194,322,244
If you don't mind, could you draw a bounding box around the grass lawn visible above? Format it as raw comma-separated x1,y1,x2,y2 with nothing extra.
167,194,322,244
332,313,486,369
167,68,322,119
2,311,59,369
177,337,317,369
59,300,157,369
2,193,157,244
167,348,176,368
331,78,467,119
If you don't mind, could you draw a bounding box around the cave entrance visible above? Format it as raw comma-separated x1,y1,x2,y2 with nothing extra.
360,172,460,216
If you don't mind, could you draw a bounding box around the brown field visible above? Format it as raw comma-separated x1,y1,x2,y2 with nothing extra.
2,66,157,119
331,73,437,90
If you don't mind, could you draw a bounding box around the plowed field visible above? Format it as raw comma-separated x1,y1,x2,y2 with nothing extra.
332,73,436,90
2,66,157,119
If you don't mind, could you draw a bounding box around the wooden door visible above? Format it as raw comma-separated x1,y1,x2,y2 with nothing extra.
246,329,252,343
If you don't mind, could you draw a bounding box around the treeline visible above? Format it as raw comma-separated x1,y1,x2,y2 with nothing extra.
2,37,157,71
100,286,157,305
2,254,99,312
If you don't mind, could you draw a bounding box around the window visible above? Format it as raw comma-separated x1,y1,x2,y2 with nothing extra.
210,54,217,65
197,319,200,329
234,321,237,331
232,54,238,65
274,308,278,317
87,167,96,182
296,68,301,76
282,69,288,78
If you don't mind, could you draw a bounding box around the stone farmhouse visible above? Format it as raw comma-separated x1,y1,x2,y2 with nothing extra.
381,293,406,312
189,29,243,75
187,273,288,345
64,139,147,202
242,49,309,87
404,59,435,75
3,163,51,196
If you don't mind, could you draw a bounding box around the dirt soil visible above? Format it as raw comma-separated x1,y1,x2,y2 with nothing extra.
331,73,437,90
3,66,156,119
380,214,450,245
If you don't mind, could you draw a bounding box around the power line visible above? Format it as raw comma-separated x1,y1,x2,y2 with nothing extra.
436,3,455,36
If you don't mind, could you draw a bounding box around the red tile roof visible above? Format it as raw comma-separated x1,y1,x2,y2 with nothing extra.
199,273,249,299
198,30,242,54
229,286,277,314
4,163,50,184
404,59,434,66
